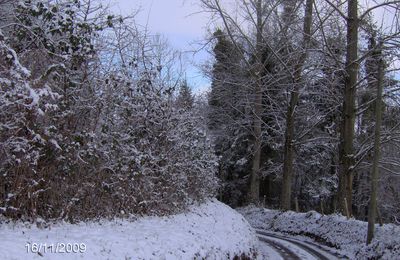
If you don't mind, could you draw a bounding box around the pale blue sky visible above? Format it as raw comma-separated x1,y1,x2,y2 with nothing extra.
111,0,212,94
109,1,400,92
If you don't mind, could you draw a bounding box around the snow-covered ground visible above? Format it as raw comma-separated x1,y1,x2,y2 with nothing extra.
0,200,258,260
238,206,400,259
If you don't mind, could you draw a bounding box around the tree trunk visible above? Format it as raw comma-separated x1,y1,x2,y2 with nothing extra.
281,92,298,210
250,80,262,203
338,0,358,217
367,43,384,245
281,0,313,210
249,0,263,203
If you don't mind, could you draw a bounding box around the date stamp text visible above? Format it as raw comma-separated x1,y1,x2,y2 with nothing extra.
25,242,86,254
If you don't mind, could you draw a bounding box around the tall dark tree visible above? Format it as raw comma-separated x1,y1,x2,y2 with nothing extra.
336,0,359,217
366,38,384,245
208,29,252,206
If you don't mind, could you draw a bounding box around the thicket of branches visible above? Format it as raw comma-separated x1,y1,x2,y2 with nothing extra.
0,0,218,222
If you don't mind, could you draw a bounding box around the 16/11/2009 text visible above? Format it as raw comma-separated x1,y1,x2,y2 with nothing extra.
25,242,86,254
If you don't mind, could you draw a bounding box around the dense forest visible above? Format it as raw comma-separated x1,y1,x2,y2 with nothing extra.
202,0,400,231
1,0,400,245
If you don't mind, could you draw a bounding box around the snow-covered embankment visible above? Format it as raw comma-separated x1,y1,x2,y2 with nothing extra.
1,200,258,259
239,206,400,259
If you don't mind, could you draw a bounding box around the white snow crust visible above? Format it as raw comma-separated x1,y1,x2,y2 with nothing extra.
1,200,258,260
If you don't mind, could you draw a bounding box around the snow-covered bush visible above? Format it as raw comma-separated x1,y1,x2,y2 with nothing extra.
0,0,219,221
0,30,63,219
95,71,219,216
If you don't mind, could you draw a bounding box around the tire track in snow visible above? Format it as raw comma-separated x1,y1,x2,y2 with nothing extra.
256,230,341,260
257,235,302,260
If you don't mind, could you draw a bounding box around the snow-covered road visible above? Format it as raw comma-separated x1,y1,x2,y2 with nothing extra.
239,206,400,259
256,229,343,260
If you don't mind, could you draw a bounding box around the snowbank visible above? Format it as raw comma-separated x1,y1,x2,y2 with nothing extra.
238,206,400,259
1,200,258,259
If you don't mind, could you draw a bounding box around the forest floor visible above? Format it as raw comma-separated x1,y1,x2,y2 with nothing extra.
238,206,400,259
0,200,258,260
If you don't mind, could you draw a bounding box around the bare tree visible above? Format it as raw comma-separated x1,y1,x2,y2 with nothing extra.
201,0,269,203
335,0,359,217
327,0,400,217
366,39,384,244
281,0,314,210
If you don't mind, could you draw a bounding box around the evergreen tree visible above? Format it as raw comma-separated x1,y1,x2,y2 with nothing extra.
176,79,194,110
207,29,252,206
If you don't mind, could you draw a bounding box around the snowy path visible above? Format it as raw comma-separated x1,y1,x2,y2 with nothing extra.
256,229,342,260
257,235,301,260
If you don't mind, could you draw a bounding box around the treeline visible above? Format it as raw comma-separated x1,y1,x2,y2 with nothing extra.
203,0,400,235
0,0,218,221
